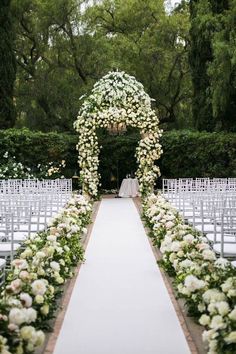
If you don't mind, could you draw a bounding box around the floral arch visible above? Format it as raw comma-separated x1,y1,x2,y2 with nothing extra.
74,71,163,198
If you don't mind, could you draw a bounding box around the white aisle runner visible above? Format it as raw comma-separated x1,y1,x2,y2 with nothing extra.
53,199,190,354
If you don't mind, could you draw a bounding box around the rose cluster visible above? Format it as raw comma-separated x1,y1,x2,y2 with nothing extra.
74,71,162,198
143,194,236,354
0,194,92,354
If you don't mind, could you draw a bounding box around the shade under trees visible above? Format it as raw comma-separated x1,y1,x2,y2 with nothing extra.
0,0,16,129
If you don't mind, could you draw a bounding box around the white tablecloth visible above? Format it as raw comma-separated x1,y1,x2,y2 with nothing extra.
118,178,139,198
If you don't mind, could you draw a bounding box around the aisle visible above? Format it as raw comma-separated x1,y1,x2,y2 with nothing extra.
53,199,190,354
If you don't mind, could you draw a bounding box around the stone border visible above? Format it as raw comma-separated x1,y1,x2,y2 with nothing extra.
42,200,101,354
133,197,206,354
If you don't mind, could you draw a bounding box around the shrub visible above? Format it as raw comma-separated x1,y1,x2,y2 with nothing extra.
0,129,235,188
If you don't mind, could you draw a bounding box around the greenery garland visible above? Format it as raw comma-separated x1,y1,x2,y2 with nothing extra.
74,71,162,198
0,195,92,354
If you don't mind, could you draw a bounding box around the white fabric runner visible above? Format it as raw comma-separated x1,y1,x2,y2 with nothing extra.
118,178,139,197
53,199,190,354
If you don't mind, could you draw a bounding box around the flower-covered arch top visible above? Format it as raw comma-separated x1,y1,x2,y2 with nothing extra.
74,71,163,198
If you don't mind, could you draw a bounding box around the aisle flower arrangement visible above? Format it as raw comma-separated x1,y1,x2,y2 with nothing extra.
143,194,236,354
0,194,92,354
74,71,162,198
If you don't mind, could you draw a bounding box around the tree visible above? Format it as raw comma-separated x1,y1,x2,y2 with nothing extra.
189,0,234,132
189,0,214,131
208,0,236,131
0,0,16,128
85,0,192,128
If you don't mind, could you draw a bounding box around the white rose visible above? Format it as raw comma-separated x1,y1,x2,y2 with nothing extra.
10,279,22,294
170,241,181,253
40,304,49,316
20,293,32,308
214,258,229,268
12,259,28,270
183,234,195,244
216,301,230,316
199,314,210,326
198,303,206,312
31,280,47,296
166,221,175,229
203,289,226,304
229,307,236,321
35,330,45,347
20,326,35,340
184,275,206,292
35,295,44,304
47,235,57,242
210,315,226,330
9,308,26,326
50,261,60,272
202,250,216,261
221,278,233,293
225,331,236,344
24,308,37,323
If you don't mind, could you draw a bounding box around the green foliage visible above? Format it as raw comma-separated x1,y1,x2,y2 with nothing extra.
189,0,236,132
0,0,16,128
11,0,192,131
0,129,235,188
208,0,236,132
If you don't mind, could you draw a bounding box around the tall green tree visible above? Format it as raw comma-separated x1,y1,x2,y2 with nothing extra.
85,0,192,128
0,0,16,128
208,0,236,131
189,0,233,131
189,0,214,131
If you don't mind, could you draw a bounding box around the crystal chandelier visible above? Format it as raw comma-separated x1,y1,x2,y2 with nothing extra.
107,122,127,135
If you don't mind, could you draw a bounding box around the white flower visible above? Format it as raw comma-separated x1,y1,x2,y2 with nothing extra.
210,315,226,330
214,258,229,268
35,295,44,304
221,278,234,293
224,331,236,344
9,308,26,326
47,235,57,242
202,249,216,261
20,326,35,340
12,259,28,270
50,261,60,272
198,303,206,312
199,314,210,326
215,301,230,316
183,234,195,244
202,329,218,343
31,280,47,296
184,275,206,292
179,259,194,269
40,304,49,315
20,293,32,308
10,279,22,294
165,221,175,229
24,308,37,323
170,241,181,253
203,289,226,304
229,307,236,321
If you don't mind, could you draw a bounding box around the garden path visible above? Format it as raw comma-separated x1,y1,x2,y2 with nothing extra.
53,198,190,354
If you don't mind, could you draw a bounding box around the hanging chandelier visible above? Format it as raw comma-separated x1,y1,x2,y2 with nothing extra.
107,122,127,135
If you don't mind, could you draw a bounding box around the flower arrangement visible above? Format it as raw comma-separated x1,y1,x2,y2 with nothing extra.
0,152,34,179
0,152,67,180
0,194,92,354
143,194,236,354
74,71,163,198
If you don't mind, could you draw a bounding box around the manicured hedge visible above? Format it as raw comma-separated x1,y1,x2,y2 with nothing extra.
0,129,235,188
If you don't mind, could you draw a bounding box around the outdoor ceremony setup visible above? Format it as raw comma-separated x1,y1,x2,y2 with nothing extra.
1,0,236,354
